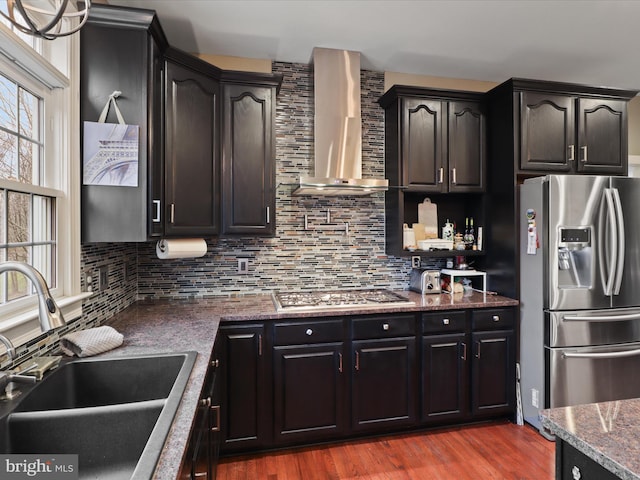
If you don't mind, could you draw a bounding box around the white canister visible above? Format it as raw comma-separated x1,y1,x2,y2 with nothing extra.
403,223,416,249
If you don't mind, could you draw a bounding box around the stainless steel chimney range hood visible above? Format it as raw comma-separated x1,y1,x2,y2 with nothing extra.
292,48,388,196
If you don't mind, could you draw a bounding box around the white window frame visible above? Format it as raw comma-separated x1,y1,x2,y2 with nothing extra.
0,23,87,347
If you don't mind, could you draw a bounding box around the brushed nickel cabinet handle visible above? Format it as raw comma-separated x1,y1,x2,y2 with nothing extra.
170,203,175,224
152,200,161,222
443,318,450,325
581,146,588,163
258,334,263,356
306,328,313,336
211,405,221,432
211,359,219,368
338,353,343,373
492,315,500,322
476,342,481,359
461,342,467,361
355,351,360,371
452,167,457,184
568,144,575,162
438,167,444,184
382,323,389,331
200,397,211,408
266,206,270,224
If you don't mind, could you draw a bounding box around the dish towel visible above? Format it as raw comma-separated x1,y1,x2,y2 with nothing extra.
60,326,124,357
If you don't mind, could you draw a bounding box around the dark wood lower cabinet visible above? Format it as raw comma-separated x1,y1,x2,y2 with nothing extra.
215,307,516,464
351,337,417,431
218,324,269,453
422,332,468,422
273,343,346,444
556,440,620,480
471,329,515,416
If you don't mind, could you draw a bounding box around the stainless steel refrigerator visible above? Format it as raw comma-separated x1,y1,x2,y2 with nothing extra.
519,175,640,438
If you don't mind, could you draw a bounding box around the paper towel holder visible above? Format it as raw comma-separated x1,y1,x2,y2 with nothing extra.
155,238,208,260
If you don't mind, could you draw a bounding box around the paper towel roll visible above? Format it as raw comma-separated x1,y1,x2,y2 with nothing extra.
156,238,207,259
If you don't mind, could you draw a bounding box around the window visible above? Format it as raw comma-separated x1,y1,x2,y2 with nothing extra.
0,22,82,346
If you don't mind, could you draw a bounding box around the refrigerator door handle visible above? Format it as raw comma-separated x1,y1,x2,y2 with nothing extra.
611,188,625,295
563,348,640,360
564,312,640,322
600,189,618,296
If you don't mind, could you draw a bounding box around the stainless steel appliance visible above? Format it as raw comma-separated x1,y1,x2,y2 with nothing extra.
520,175,640,437
409,269,442,294
272,289,413,312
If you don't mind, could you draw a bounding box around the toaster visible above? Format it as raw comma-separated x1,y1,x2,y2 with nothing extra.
409,269,442,294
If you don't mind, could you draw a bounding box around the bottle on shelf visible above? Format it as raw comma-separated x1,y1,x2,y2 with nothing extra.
469,217,475,250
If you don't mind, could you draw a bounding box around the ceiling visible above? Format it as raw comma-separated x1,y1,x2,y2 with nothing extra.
107,0,640,92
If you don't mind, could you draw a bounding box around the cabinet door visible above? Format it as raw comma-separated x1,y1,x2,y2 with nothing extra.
471,330,515,416
577,98,627,174
218,324,268,453
164,60,220,236
402,98,445,192
422,333,469,423
520,92,575,172
222,84,275,235
448,101,486,192
351,337,417,431
273,343,345,444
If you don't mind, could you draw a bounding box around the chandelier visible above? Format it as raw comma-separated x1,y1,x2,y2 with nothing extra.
0,0,91,40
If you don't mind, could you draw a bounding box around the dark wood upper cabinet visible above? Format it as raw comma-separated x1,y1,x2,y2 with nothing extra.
164,54,220,236
577,98,627,174
80,5,167,242
402,98,444,191
520,89,629,175
80,4,281,241
380,86,486,194
448,101,486,192
520,92,575,172
221,82,277,235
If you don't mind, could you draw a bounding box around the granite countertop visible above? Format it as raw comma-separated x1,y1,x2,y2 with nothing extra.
100,290,517,480
541,400,640,480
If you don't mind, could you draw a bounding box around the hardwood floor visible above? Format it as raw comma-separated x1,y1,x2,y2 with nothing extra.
217,421,555,479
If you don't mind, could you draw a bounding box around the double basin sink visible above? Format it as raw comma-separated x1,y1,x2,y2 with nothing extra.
0,351,197,480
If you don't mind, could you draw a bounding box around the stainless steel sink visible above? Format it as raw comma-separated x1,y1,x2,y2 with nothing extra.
0,351,197,480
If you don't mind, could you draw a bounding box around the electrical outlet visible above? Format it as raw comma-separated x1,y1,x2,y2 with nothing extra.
98,265,109,291
411,256,421,269
237,258,249,275
531,388,539,408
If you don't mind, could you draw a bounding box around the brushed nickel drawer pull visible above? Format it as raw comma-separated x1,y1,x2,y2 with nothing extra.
200,397,211,408
452,167,457,184
258,334,263,356
461,342,467,361
382,323,389,331
338,353,343,373
568,144,575,162
581,145,588,163
492,315,500,322
152,199,161,222
443,318,450,325
306,328,313,336
438,167,444,184
355,351,360,371
211,359,219,368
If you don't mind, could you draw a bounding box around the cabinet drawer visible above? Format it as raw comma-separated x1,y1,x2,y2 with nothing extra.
352,315,416,340
422,311,467,334
273,320,343,345
472,309,515,331
559,440,619,480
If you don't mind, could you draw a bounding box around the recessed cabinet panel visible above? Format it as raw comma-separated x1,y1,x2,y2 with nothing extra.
577,98,626,174
402,99,443,191
222,84,276,235
520,92,574,172
448,101,486,192
165,61,219,236
273,343,345,443
351,338,417,431
422,333,469,422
